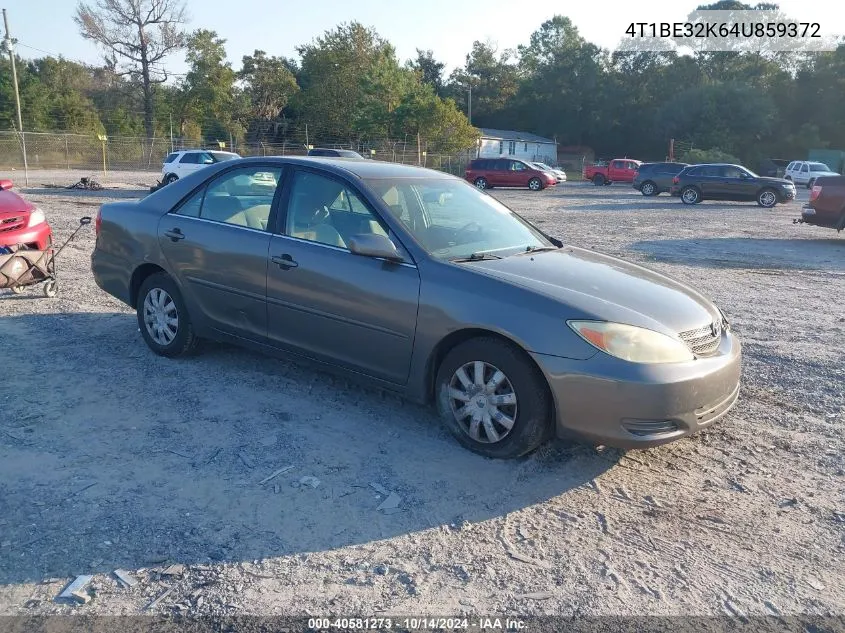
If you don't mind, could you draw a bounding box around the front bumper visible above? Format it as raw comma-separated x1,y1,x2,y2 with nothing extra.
0,222,52,250
531,331,742,449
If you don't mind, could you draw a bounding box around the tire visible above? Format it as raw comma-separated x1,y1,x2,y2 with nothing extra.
528,177,543,191
136,272,200,357
807,178,815,190
473,177,488,190
435,337,553,459
9,285,25,294
757,188,778,208
785,175,792,181
640,181,658,196
164,173,179,185
681,186,701,205
592,174,605,186
43,280,58,298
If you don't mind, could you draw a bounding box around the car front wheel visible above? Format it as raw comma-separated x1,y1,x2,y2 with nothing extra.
757,188,778,208
528,177,543,191
164,173,178,185
435,337,553,459
681,186,701,204
474,177,488,190
640,181,657,196
136,272,200,357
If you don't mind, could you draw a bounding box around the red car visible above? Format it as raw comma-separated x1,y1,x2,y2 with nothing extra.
0,179,52,250
796,176,845,232
464,158,556,191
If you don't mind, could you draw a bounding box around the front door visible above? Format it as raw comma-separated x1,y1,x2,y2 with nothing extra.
158,164,283,340
265,169,420,385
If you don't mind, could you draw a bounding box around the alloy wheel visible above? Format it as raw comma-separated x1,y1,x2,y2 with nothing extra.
447,361,518,444
682,188,699,204
759,190,776,207
143,287,179,346
642,182,655,196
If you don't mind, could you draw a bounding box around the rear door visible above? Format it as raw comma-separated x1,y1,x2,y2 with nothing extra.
695,165,722,197
265,168,420,384
608,160,624,181
489,159,510,187
797,162,810,185
158,164,283,340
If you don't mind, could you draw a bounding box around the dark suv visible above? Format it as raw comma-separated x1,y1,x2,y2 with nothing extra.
633,162,688,196
307,148,364,158
464,158,557,191
671,163,796,208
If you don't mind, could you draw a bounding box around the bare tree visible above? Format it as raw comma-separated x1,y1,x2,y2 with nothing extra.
75,0,187,138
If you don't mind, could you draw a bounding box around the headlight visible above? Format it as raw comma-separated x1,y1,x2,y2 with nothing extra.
27,208,46,228
567,320,695,364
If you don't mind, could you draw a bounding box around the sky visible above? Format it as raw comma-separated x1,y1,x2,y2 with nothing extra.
6,0,843,78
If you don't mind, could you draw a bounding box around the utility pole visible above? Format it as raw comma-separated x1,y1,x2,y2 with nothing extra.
169,113,174,153
2,9,28,186
467,85,472,125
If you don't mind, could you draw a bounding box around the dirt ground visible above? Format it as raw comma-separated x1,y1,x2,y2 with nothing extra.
0,169,843,621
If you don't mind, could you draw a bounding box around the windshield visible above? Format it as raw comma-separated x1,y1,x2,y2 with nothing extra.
740,166,758,177
534,163,551,171
210,152,238,162
364,177,553,260
808,162,832,172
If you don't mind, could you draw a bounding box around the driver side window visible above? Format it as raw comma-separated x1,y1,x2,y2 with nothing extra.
285,171,388,250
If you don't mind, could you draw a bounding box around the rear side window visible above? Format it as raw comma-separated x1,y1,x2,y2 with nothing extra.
179,153,199,164
164,153,178,163
786,162,796,171
493,159,510,171
662,163,687,174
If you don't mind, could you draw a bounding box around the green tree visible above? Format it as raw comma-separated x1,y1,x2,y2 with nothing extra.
409,49,445,96
295,22,396,138
176,30,238,142
446,40,519,126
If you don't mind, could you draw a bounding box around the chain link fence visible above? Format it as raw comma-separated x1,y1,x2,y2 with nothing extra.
0,131,475,177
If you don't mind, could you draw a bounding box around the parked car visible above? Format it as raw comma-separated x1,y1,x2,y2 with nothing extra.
307,148,364,158
784,160,839,188
162,149,241,184
670,163,796,207
795,175,845,232
531,162,567,183
92,157,741,459
465,158,556,191
0,179,52,250
584,159,642,186
632,162,688,196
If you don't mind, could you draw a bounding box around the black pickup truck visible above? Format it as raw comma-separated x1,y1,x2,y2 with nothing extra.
795,176,845,232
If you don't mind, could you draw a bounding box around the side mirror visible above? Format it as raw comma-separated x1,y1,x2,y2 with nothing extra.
347,233,403,262
0,179,13,190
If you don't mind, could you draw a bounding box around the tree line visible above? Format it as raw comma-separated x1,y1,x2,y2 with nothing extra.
1,0,843,165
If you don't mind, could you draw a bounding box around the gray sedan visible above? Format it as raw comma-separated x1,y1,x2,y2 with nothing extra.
92,157,741,459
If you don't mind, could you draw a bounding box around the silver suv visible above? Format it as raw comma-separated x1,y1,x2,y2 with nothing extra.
161,149,241,184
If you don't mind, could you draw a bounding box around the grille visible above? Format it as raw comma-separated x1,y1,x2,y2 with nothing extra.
679,321,722,356
0,216,24,233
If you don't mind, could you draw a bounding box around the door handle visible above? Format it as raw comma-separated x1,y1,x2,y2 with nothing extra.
164,228,185,242
271,254,298,270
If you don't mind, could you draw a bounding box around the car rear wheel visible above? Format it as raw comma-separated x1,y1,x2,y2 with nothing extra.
164,173,178,185
435,337,553,459
528,177,543,191
592,174,605,186
681,186,701,204
474,177,488,190
640,181,657,196
137,272,200,357
757,188,778,208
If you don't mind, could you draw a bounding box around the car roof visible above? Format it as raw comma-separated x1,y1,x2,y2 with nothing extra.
221,156,454,180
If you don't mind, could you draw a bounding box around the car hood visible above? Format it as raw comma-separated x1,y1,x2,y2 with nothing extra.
0,190,33,216
756,176,793,186
467,247,720,335
812,171,839,177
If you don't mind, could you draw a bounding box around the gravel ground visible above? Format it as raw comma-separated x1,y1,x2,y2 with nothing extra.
0,170,843,620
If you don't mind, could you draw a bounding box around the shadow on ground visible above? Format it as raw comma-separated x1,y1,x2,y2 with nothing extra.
0,312,615,585
21,188,148,200
632,237,845,271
